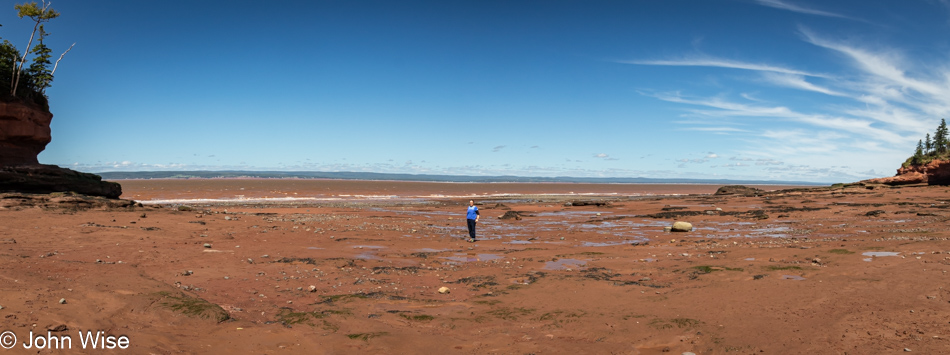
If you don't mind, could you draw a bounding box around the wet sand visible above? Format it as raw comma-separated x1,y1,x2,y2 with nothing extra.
1,181,949,354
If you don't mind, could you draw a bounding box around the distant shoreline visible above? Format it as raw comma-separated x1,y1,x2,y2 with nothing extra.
97,170,827,186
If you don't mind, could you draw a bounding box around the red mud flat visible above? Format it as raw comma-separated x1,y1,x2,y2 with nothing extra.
117,178,805,203
1,182,949,354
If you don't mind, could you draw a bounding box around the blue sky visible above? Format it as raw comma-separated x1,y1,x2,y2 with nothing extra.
7,0,950,183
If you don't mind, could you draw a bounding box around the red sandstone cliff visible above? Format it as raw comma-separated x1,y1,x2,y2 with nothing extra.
864,159,950,186
0,101,53,165
0,100,122,198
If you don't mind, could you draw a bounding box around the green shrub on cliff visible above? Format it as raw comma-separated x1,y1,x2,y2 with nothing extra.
905,118,950,167
0,1,72,110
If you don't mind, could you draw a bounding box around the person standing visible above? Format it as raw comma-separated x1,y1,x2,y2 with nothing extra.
466,200,479,242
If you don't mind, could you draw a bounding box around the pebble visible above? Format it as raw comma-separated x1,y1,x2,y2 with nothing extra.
904,348,912,352
683,352,697,355
203,243,212,248
309,285,317,292
261,255,269,258
438,286,450,294
58,298,66,304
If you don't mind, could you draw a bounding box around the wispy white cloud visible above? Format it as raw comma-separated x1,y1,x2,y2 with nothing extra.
620,57,828,78
754,0,852,19
760,72,847,97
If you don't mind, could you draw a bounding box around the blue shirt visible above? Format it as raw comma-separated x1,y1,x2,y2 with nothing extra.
466,206,479,220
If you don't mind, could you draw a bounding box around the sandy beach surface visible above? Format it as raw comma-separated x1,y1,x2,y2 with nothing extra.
1,180,949,354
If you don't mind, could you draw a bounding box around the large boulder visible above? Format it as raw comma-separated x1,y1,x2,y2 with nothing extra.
0,165,122,198
671,221,693,232
0,101,52,166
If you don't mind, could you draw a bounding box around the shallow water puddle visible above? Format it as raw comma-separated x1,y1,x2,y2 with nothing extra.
781,275,806,281
862,251,900,261
544,258,587,270
414,248,448,253
440,253,504,263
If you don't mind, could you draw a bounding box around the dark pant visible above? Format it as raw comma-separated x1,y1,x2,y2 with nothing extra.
467,219,477,240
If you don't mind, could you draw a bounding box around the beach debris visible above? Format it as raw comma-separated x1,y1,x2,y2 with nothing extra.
438,286,450,294
670,221,693,232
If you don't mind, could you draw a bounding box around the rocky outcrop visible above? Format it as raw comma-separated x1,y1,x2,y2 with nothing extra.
0,165,122,198
0,101,52,166
0,101,124,198
0,191,137,210
864,159,950,186
714,185,764,196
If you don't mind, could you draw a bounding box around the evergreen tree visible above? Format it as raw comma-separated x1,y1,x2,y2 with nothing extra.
937,119,949,154
11,1,59,96
925,133,933,154
26,25,51,92
911,140,925,165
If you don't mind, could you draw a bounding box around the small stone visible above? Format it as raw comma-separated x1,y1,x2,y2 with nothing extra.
639,277,651,282
140,213,147,218
199,234,208,238
560,237,565,240
663,226,672,232
683,352,697,355
261,255,269,258
203,243,212,248
183,270,193,276
904,348,912,352
224,276,230,280
247,258,254,264
438,286,450,294
224,216,231,220
309,285,317,292
58,298,66,304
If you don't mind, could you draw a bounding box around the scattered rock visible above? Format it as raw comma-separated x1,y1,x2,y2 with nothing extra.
568,200,611,207
309,285,317,292
58,298,66,304
499,211,531,220
663,226,672,232
714,185,763,196
203,243,212,248
671,221,693,232
48,324,68,332
438,286,450,294
866,210,886,217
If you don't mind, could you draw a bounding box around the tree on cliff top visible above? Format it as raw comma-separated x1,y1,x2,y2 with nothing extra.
0,1,73,108
905,118,950,168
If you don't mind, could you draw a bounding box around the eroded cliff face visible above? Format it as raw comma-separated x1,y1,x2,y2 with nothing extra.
0,101,123,198
0,101,53,166
864,159,950,186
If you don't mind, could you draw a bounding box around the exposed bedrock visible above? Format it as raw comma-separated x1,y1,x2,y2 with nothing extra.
0,101,122,198
864,159,950,186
